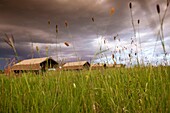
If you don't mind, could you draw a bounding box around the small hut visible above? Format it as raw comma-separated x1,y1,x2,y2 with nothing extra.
62,61,90,70
106,64,114,68
114,64,126,68
91,63,106,70
11,57,58,73
91,63,125,69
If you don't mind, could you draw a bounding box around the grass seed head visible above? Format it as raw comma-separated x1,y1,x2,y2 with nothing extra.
129,2,132,9
36,46,39,52
48,20,51,25
64,42,69,46
65,21,68,27
167,0,169,6
129,54,131,58
112,54,114,59
92,17,95,22
114,36,116,40
56,25,58,33
110,7,115,15
3,34,18,58
156,4,160,14
4,34,15,49
138,19,140,24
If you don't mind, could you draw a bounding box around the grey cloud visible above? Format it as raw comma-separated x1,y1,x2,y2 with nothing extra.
0,0,170,69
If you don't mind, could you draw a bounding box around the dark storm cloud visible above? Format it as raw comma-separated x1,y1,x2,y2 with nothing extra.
0,0,170,69
0,41,35,58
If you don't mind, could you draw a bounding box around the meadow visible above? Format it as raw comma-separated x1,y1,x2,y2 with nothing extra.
0,66,170,113
0,1,170,113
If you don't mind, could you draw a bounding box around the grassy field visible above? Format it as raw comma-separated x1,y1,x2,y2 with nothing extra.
0,67,170,113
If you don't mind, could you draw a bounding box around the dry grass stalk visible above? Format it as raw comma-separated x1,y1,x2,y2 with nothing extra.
30,38,34,59
55,24,59,61
129,2,136,37
36,46,40,57
65,21,68,28
129,2,141,66
3,34,18,60
64,20,78,61
45,46,49,57
137,19,144,65
156,2,169,58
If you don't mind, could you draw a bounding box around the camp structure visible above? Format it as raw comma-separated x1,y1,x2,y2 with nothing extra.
91,63,106,70
91,63,125,69
11,57,58,73
106,64,125,68
62,61,90,70
106,64,114,68
114,64,125,68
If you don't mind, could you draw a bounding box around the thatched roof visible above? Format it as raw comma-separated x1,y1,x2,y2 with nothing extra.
11,57,57,71
14,57,50,65
62,61,90,70
63,61,88,67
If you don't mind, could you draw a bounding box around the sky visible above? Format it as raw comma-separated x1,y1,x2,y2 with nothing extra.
0,0,170,69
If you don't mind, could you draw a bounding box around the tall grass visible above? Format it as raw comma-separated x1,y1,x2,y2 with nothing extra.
64,20,79,61
3,34,18,60
156,1,169,62
0,67,170,113
0,1,170,112
129,2,142,67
